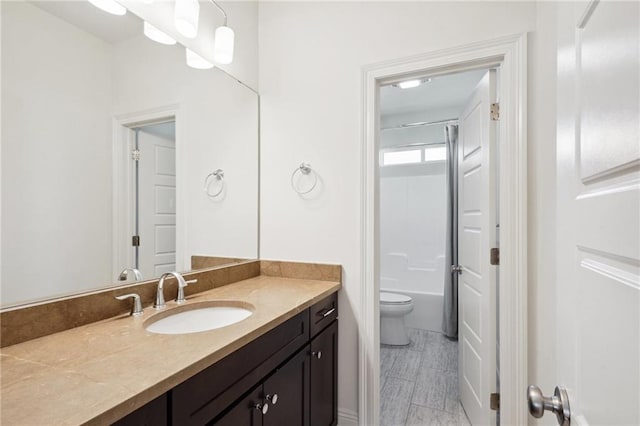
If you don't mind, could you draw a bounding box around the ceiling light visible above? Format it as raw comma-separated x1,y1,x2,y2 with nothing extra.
213,26,235,64
87,0,126,16
393,78,432,89
186,48,214,69
144,22,177,45
174,0,200,38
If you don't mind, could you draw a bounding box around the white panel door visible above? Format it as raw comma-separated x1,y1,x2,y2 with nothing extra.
458,70,497,426
138,131,176,278
554,1,639,425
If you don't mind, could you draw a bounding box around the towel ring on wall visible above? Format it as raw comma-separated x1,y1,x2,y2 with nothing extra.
204,169,225,198
291,163,318,195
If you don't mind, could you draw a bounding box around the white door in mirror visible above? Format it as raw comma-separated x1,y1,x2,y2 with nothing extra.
145,306,252,335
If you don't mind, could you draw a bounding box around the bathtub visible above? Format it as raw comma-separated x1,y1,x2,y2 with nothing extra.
380,253,445,332
380,287,444,332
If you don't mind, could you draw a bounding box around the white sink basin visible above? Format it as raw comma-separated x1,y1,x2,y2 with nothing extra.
145,301,253,335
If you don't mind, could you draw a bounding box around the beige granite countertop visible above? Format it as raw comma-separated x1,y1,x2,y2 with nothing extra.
0,275,341,425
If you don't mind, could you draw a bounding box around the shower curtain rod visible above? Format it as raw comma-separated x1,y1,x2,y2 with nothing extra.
386,141,446,150
381,118,458,131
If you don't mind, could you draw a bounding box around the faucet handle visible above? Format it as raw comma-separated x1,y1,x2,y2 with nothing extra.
176,279,197,304
115,293,143,316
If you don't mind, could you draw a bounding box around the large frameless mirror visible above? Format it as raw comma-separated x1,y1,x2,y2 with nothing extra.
1,0,259,307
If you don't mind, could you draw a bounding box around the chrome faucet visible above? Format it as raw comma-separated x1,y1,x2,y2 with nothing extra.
118,267,143,282
154,272,190,309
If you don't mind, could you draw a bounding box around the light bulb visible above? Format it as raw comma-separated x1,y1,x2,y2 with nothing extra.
186,48,214,70
87,0,126,16
144,22,176,45
174,0,199,38
213,26,234,65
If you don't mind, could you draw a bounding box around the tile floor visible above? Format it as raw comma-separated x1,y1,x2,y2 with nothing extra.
380,328,472,426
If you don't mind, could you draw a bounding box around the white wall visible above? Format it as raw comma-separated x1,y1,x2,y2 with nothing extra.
258,1,552,420
1,2,114,304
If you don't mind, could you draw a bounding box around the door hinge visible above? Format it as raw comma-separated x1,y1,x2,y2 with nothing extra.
132,235,140,247
490,247,500,266
131,149,140,161
490,102,500,121
490,393,500,411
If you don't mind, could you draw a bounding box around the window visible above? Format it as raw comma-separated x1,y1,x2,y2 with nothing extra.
382,149,422,166
424,146,446,162
380,145,447,166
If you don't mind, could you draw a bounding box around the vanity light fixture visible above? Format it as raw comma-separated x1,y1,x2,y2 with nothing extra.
208,0,234,64
174,0,200,38
144,21,177,45
186,48,214,69
87,0,126,16
393,78,432,89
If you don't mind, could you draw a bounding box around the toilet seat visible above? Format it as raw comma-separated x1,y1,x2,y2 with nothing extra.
380,292,412,305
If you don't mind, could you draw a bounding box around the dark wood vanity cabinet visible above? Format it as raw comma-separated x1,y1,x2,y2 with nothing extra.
310,320,338,426
111,293,338,426
214,345,311,426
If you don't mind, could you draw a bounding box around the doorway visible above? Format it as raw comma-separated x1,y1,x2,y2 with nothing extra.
378,68,495,426
359,34,528,426
131,121,177,280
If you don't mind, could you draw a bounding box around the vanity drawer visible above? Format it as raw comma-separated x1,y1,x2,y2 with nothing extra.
172,310,309,425
309,293,338,338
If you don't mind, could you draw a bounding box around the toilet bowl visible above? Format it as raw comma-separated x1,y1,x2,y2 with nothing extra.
380,292,414,346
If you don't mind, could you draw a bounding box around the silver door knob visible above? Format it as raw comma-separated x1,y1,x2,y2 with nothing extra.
312,351,322,359
255,402,268,415
451,265,463,274
266,393,278,405
527,385,571,426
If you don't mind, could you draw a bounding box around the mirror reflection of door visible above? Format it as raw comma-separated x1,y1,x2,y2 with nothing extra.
134,121,177,279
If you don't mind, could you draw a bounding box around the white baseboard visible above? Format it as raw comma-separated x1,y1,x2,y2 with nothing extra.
338,408,358,426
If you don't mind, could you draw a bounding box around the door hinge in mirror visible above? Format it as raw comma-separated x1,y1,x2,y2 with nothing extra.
490,393,500,411
132,235,140,247
490,248,500,265
132,149,140,161
491,102,500,121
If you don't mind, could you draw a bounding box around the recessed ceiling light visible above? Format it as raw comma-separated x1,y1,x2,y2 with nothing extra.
393,78,432,89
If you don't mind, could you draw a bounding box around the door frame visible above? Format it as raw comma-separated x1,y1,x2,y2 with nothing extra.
359,33,528,425
112,104,184,280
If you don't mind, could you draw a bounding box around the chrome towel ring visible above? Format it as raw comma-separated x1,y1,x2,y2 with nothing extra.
204,169,225,198
291,163,318,195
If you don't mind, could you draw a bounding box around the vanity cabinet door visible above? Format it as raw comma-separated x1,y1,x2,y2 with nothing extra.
263,346,310,426
310,320,338,426
211,385,264,426
111,393,167,426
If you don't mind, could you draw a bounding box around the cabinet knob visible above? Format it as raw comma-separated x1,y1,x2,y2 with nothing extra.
255,402,269,415
266,394,278,405
312,351,322,359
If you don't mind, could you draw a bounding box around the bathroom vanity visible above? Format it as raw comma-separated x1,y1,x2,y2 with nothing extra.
0,261,341,426
117,293,338,426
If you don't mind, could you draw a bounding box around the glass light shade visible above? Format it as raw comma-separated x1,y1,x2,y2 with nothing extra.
174,0,199,38
186,48,214,70
144,22,176,45
213,26,234,65
87,0,126,16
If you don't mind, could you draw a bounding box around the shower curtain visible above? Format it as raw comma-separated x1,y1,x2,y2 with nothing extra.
442,124,459,339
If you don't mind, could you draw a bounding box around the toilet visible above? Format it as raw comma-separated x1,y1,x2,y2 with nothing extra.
380,292,414,346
